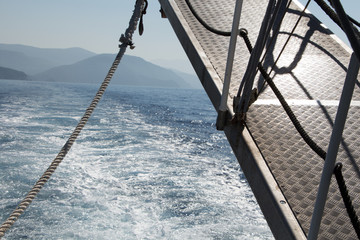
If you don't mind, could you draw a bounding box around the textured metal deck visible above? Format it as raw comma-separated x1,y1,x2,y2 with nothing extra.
159,0,360,239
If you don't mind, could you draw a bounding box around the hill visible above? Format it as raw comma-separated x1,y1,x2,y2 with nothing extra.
0,43,201,88
0,66,27,80
0,44,96,75
32,54,194,88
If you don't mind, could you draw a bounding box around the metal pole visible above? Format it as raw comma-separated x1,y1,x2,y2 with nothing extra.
307,53,360,240
216,0,243,130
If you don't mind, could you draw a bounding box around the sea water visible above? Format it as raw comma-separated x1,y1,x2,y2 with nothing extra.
0,80,273,239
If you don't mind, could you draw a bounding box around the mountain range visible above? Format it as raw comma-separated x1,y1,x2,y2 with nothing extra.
0,43,201,89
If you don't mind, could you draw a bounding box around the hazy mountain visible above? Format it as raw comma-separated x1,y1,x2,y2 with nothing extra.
152,58,195,75
151,58,201,89
0,43,200,88
0,44,96,74
0,66,27,80
172,70,201,89
32,54,194,88
0,49,53,75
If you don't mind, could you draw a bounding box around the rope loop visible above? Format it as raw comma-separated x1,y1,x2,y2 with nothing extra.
239,28,248,38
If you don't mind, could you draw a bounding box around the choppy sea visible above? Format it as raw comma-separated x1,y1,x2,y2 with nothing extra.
0,80,273,239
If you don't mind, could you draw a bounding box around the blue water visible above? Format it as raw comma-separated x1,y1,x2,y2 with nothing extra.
0,80,273,239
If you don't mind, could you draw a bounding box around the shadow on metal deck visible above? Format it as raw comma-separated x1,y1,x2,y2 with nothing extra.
158,0,360,239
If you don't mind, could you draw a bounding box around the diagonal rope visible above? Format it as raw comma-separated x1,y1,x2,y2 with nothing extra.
334,163,360,239
0,0,145,238
240,29,326,159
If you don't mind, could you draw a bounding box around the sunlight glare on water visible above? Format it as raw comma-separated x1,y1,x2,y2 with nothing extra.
0,80,273,239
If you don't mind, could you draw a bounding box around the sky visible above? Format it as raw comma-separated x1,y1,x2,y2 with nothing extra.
297,0,359,48
0,1,187,62
0,0,359,69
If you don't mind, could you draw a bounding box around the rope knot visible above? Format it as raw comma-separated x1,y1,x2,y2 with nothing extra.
119,34,135,49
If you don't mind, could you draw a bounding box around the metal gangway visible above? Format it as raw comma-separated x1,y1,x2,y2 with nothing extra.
158,0,360,239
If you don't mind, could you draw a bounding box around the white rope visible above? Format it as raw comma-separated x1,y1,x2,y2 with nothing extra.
0,1,145,238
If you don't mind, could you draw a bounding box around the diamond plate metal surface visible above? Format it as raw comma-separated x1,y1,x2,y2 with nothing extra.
247,104,360,239
165,0,360,239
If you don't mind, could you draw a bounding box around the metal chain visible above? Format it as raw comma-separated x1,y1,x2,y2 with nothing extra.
0,0,145,238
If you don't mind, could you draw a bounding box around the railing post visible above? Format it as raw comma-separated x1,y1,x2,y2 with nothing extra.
216,0,243,130
307,53,360,240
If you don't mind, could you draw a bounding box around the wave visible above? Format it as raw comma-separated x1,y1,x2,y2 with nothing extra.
0,80,273,239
